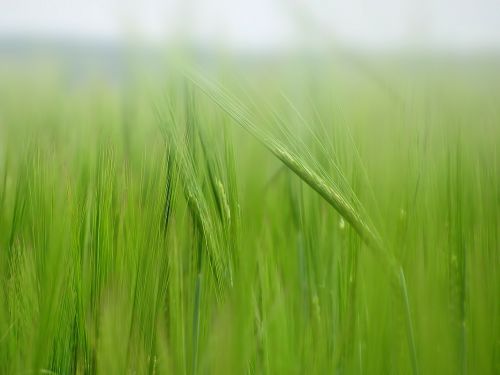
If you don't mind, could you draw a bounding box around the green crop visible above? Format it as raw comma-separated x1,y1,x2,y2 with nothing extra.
0,55,498,374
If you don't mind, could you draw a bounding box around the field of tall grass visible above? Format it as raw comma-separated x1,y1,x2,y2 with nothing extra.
0,54,498,374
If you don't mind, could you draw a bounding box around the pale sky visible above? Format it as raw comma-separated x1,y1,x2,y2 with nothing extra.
1,0,499,51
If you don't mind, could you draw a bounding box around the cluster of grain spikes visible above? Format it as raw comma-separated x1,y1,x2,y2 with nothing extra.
156,87,242,373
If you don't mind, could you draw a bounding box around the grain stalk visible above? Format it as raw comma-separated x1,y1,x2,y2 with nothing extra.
184,68,419,375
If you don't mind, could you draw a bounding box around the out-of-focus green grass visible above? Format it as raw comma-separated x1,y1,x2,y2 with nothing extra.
0,55,498,374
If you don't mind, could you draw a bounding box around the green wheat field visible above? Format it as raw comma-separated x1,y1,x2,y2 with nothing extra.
0,53,498,374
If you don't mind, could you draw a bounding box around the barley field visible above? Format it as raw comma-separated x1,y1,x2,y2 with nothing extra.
0,53,498,374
